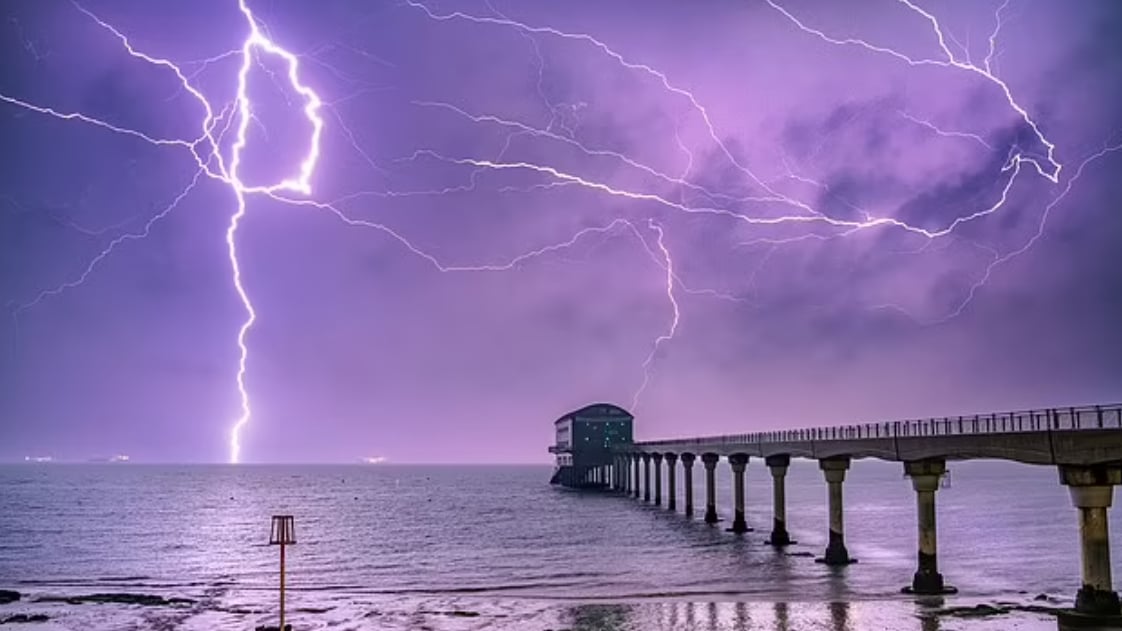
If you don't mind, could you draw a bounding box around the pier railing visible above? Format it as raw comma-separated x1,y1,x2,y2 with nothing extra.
636,403,1122,448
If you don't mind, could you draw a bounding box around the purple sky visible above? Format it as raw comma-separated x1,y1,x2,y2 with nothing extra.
1,0,1120,464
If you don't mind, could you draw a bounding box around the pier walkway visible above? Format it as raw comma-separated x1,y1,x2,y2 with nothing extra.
594,404,1122,626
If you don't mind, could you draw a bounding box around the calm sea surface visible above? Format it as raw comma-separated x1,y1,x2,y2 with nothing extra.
0,461,1116,630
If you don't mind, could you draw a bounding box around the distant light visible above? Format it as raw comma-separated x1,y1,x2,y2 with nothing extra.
110,454,130,463
362,456,387,464
24,455,53,463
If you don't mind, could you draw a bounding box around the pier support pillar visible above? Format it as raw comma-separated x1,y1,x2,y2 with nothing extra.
633,455,641,498
903,459,955,595
1059,465,1122,623
702,453,720,524
766,455,795,546
666,453,678,511
653,453,664,506
817,457,856,566
642,453,652,503
728,454,751,533
681,453,696,517
628,453,637,494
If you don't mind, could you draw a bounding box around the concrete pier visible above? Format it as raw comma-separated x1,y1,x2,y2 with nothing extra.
765,454,794,546
598,402,1122,603
903,459,955,594
1059,465,1122,624
702,453,720,524
728,454,751,533
642,453,652,502
817,457,855,565
681,453,696,517
666,453,678,511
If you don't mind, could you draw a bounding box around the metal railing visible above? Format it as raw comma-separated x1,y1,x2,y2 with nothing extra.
634,403,1122,448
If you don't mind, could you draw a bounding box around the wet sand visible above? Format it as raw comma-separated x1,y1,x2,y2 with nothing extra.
0,587,1063,630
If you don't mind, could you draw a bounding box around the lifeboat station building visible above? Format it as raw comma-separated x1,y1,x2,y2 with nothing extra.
549,403,634,488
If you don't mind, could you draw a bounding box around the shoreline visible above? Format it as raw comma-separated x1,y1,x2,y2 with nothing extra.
0,584,1065,630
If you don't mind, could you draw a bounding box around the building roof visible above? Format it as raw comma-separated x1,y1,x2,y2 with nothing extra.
554,403,633,424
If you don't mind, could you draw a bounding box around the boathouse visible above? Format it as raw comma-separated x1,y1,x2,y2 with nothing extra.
549,403,633,488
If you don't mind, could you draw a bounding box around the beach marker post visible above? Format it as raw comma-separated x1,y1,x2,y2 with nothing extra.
269,515,297,630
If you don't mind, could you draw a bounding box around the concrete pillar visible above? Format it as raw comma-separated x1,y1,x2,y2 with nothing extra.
630,456,637,494
728,454,751,533
666,453,678,511
653,453,664,506
642,453,651,502
633,455,641,498
702,453,720,524
766,454,795,546
817,457,855,566
681,453,696,517
903,460,954,594
1060,465,1122,618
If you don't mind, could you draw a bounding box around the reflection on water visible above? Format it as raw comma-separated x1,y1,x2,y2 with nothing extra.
553,600,1038,631
560,601,858,631
564,603,632,630
920,611,943,631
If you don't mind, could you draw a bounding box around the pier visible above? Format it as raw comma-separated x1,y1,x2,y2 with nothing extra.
554,403,1122,627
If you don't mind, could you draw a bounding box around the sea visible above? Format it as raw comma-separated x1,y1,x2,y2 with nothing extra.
0,460,1114,630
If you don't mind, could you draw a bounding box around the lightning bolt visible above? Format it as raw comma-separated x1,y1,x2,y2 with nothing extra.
11,170,205,316
631,220,680,411
897,109,994,151
223,0,325,464
937,140,1122,323
5,0,324,464
3,0,1114,460
401,0,1087,326
764,0,1060,183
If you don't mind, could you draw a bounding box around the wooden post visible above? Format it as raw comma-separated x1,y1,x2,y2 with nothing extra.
280,542,286,631
270,515,296,630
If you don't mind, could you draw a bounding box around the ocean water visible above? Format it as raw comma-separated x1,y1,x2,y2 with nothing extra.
0,460,1116,630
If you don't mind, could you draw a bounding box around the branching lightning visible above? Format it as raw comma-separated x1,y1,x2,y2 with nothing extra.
6,0,325,463
3,0,1116,458
12,169,205,316
631,221,680,411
